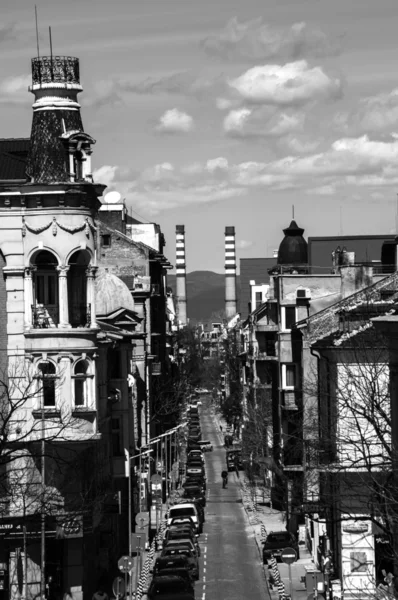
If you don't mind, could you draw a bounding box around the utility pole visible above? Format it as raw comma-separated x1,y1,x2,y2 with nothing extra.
40,401,46,600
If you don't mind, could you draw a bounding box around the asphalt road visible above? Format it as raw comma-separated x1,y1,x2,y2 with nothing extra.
195,399,268,600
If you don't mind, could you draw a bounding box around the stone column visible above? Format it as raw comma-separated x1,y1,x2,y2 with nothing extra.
86,266,98,328
56,266,70,328
24,267,35,328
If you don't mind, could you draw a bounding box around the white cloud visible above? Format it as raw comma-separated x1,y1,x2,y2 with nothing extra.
93,165,119,187
229,60,342,106
155,108,194,133
236,239,253,249
335,88,398,135
93,134,398,215
216,97,233,110
201,18,342,62
0,74,30,104
223,106,305,137
223,108,252,133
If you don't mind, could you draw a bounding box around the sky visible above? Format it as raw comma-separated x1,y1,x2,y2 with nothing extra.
2,0,398,272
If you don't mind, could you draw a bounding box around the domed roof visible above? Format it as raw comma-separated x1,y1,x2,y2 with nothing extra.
277,220,308,265
96,269,135,315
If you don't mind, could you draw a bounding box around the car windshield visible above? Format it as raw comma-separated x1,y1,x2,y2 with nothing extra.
267,533,291,543
163,549,192,557
170,508,195,517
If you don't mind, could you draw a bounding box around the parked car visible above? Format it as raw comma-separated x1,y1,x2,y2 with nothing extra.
147,574,195,599
184,475,206,491
187,450,204,462
160,548,199,580
163,537,199,558
167,503,201,533
152,556,195,581
262,531,300,562
182,485,206,507
163,527,200,555
168,516,198,532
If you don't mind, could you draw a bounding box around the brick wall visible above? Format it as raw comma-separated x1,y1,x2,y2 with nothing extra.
98,224,148,278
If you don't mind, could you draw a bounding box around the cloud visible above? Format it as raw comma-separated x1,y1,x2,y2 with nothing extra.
155,108,194,133
236,239,253,249
0,74,30,104
94,134,398,215
335,88,398,135
223,106,304,137
229,61,342,106
201,18,342,62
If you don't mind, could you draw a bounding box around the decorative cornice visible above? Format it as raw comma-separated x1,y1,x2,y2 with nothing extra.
22,216,97,238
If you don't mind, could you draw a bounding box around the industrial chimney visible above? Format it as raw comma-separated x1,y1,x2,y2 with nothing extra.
175,225,187,327
225,226,237,319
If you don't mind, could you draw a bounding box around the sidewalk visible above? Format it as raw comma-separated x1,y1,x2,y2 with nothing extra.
212,406,315,600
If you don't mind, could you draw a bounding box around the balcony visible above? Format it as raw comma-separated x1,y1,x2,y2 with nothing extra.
32,304,91,328
282,391,298,410
31,56,80,85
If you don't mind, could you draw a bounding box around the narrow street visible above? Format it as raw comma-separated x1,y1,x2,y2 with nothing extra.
195,399,268,600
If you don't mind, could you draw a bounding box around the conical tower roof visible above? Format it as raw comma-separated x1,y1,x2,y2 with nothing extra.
277,219,308,266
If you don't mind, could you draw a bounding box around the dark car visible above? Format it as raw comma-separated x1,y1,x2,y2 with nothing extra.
184,476,206,491
168,516,198,533
161,548,199,580
163,528,200,555
147,574,195,599
262,531,300,562
182,486,206,507
163,537,200,558
152,556,195,581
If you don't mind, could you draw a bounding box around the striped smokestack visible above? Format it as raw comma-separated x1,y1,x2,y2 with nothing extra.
175,225,187,327
225,226,237,319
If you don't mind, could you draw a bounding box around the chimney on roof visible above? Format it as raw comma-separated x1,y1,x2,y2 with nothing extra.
26,55,95,184
225,226,237,319
175,225,187,327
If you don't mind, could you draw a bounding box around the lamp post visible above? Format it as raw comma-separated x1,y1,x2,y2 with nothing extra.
124,448,153,600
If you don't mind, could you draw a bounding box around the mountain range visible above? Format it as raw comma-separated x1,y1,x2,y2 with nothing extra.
167,271,241,323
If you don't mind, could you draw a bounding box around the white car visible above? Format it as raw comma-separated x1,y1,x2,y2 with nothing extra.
167,503,200,533
198,440,213,452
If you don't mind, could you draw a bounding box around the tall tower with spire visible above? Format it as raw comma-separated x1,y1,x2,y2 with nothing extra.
0,54,106,599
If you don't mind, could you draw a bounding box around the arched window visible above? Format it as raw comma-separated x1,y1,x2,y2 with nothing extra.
31,250,59,327
73,360,90,407
68,251,90,327
38,362,56,407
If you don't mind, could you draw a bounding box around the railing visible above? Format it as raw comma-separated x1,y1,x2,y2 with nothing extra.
32,304,59,328
31,304,91,328
31,56,80,85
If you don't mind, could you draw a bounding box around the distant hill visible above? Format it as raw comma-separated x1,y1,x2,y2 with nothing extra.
167,270,241,323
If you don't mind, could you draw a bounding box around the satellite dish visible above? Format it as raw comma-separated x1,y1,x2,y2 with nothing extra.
104,190,122,204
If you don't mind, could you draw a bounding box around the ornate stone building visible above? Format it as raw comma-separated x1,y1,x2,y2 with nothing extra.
0,54,148,599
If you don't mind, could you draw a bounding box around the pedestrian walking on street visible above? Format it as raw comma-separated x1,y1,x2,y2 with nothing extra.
222,470,228,488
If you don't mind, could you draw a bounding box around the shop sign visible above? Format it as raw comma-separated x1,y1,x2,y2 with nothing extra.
342,522,368,534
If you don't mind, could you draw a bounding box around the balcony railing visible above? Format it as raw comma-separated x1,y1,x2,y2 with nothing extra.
32,304,59,328
31,56,80,85
31,304,91,328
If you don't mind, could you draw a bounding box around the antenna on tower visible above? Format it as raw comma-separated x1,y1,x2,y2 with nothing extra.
35,5,40,57
292,204,295,220
49,26,53,60
339,204,343,236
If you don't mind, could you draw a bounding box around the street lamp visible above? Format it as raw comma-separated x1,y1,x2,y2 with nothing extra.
124,447,153,600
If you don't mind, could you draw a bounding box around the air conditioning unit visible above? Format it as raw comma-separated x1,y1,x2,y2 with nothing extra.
296,288,311,300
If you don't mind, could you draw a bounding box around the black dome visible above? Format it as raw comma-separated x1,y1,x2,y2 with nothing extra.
277,220,308,265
